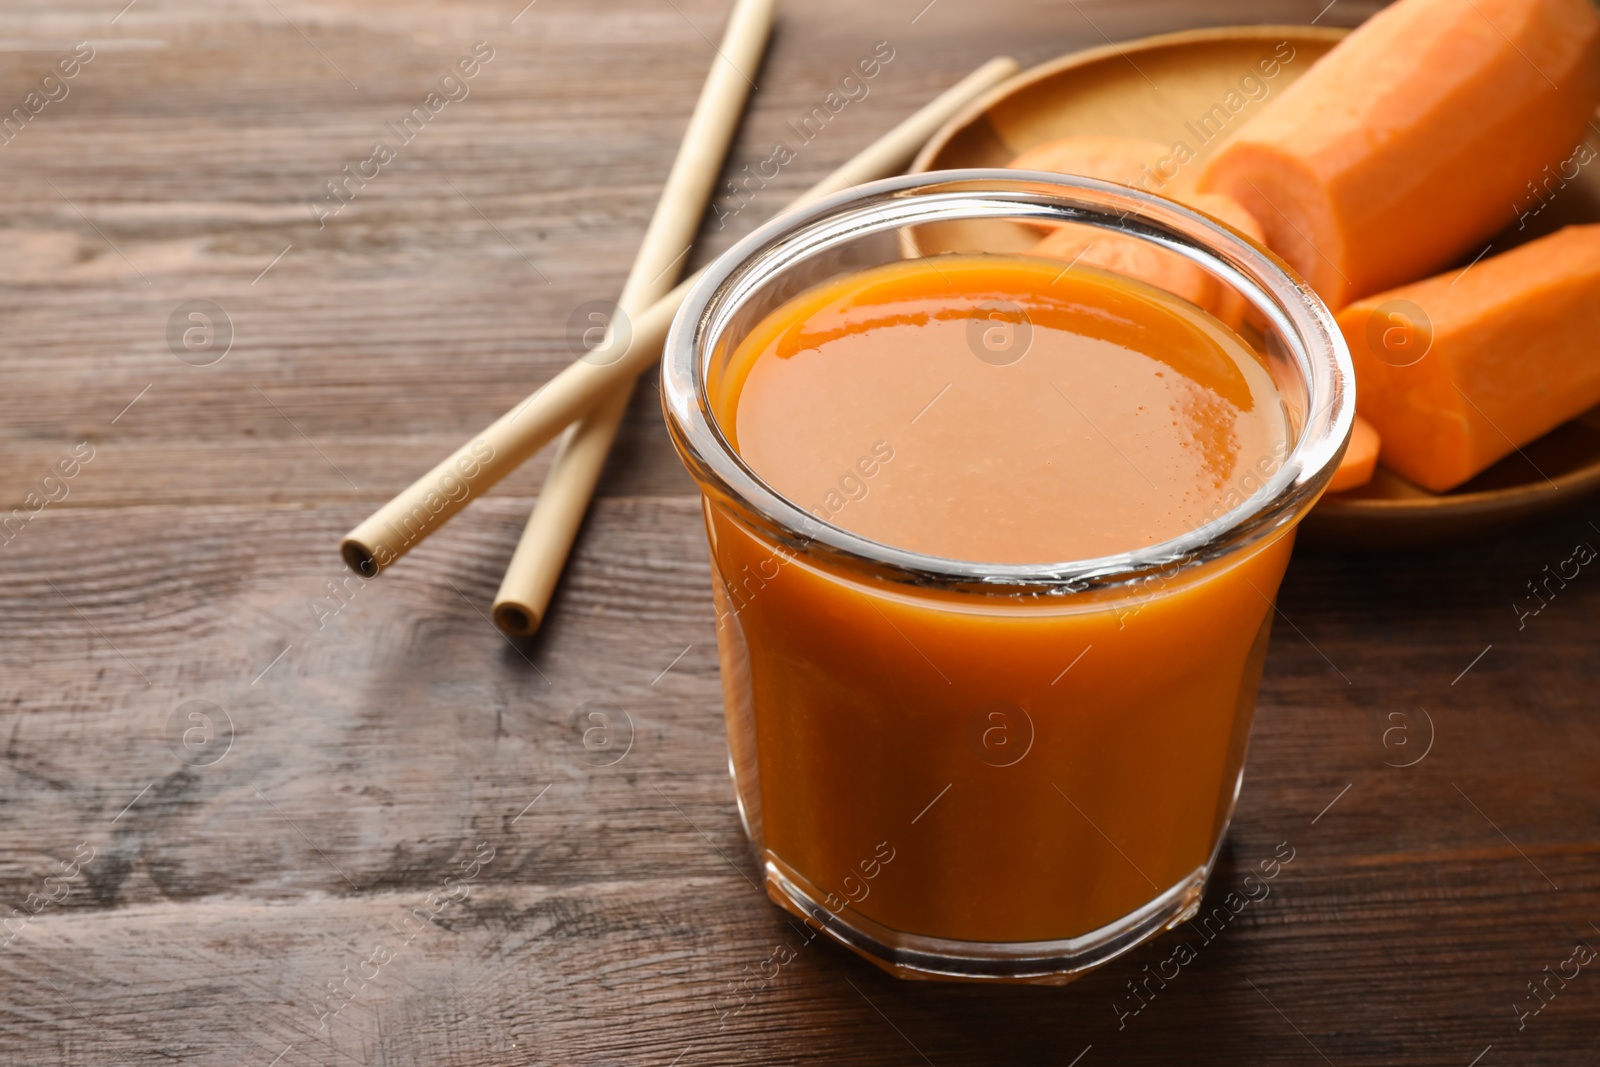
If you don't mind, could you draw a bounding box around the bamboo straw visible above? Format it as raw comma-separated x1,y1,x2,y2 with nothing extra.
490,0,774,636
340,56,1021,579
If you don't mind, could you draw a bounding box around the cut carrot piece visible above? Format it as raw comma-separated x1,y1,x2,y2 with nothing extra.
1031,224,1211,309
1007,135,1168,189
1337,224,1600,493
1327,415,1380,492
1181,192,1266,328
1182,192,1264,246
1008,137,1174,241
1030,193,1266,329
1198,0,1600,310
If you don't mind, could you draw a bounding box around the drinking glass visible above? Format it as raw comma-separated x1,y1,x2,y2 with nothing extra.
661,171,1353,983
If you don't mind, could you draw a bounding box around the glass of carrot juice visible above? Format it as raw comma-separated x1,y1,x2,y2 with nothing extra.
661,172,1353,983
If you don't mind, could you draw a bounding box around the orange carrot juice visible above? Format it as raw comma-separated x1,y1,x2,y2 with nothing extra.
699,253,1296,979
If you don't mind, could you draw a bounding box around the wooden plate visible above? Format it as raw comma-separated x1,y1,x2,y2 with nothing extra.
910,25,1600,548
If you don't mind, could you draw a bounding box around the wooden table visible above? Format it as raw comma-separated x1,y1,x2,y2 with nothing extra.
4,0,1598,1063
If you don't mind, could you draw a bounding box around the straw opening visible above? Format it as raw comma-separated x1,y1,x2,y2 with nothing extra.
340,539,378,578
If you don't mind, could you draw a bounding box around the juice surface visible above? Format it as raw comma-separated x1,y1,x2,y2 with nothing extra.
716,255,1288,563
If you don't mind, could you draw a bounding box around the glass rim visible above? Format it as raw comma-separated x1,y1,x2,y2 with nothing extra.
661,170,1355,594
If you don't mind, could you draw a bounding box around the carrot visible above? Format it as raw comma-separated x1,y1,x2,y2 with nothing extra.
1327,415,1380,492
1182,192,1266,328
1032,224,1212,309
1031,192,1266,329
1197,0,1600,310
1008,137,1173,243
1184,192,1264,246
1337,224,1600,493
1007,135,1168,189
1013,139,1273,327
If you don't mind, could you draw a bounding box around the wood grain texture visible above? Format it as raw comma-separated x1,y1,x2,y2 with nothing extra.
3,0,1598,1064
